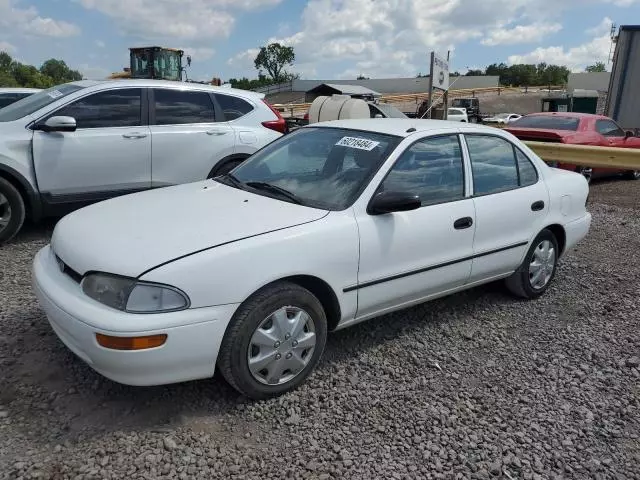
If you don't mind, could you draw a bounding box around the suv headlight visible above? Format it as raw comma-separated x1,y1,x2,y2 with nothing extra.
81,273,190,313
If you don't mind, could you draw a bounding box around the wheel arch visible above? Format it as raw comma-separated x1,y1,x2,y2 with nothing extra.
544,223,567,257
207,153,251,178
0,164,41,220
241,275,342,332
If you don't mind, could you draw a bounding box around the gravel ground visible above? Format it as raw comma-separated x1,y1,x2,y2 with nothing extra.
0,178,639,480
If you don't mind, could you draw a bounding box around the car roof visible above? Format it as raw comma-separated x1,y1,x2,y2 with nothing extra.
308,118,502,137
66,79,265,98
523,112,608,120
0,87,42,93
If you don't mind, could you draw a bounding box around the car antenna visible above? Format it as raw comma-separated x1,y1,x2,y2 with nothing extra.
406,127,417,132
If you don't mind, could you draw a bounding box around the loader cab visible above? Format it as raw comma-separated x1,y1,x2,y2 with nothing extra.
129,47,186,82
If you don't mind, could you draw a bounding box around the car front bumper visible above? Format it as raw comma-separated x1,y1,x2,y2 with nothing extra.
32,245,239,387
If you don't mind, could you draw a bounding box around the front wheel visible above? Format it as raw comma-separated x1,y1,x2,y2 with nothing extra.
505,229,559,299
623,170,640,180
217,282,328,400
0,177,26,245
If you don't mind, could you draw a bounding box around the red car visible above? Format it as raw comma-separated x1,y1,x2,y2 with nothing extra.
504,112,640,183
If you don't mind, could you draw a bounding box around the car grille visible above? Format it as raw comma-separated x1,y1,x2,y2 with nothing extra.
55,254,83,284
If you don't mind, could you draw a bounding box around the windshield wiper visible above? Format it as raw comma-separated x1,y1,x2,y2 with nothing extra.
215,173,245,189
245,182,302,205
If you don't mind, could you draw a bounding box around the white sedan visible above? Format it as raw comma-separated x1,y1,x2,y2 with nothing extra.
484,113,522,125
447,107,468,122
32,119,592,400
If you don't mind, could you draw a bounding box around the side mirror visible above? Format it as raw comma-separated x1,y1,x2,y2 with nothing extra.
368,191,421,215
35,116,77,133
625,130,634,138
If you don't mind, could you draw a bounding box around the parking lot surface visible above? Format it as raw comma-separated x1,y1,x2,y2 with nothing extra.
1,179,639,480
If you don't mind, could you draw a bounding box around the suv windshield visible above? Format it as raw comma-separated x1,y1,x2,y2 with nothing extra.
219,127,402,210
0,84,85,122
509,115,579,131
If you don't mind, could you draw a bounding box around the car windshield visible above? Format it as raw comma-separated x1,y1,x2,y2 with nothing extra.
374,103,408,118
448,108,462,114
509,115,579,131
0,83,85,122
219,127,402,210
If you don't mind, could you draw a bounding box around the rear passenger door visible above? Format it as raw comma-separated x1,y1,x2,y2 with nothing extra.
149,88,235,187
463,134,549,283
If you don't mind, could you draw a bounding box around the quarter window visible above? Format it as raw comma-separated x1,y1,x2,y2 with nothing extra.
154,89,216,125
596,119,625,137
52,89,142,129
380,135,465,206
466,135,519,195
515,148,538,187
215,94,253,121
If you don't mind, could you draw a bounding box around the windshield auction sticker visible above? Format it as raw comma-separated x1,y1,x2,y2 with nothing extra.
336,136,380,151
47,90,63,99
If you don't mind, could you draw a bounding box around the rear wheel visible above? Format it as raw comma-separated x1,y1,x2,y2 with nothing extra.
623,170,640,180
576,166,592,184
505,229,559,299
217,281,328,400
0,177,26,245
208,158,245,179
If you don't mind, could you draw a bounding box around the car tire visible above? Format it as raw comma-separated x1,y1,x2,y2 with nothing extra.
217,281,328,400
623,170,640,180
576,166,592,184
0,177,26,245
208,158,245,178
505,229,559,300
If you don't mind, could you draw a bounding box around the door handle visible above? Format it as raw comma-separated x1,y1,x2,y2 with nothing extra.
206,129,228,136
122,132,148,139
531,200,545,211
453,217,473,230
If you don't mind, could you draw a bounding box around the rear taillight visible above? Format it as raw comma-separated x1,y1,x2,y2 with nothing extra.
261,99,287,134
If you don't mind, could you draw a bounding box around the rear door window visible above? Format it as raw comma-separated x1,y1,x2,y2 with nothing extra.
153,89,216,125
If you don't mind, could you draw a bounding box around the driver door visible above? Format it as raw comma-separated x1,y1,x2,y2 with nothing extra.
353,134,475,319
32,87,151,204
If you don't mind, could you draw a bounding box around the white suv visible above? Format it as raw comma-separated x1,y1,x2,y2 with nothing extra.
0,79,285,243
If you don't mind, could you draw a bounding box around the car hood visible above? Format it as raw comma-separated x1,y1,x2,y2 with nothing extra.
51,181,329,278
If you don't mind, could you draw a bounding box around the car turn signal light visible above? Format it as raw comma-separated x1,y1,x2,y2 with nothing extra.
96,333,167,350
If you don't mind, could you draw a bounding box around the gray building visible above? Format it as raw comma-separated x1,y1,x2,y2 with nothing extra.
256,75,499,97
605,25,640,129
567,72,611,92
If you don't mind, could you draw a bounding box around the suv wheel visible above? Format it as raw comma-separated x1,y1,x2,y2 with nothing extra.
0,177,26,244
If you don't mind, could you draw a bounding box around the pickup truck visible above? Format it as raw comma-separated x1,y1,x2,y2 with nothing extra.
0,79,285,243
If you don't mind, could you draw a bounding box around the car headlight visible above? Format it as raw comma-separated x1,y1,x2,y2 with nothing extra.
81,273,189,313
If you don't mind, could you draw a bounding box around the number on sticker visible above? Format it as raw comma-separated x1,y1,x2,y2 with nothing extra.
336,136,380,151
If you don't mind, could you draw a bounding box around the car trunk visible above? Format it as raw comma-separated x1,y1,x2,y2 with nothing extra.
503,127,573,143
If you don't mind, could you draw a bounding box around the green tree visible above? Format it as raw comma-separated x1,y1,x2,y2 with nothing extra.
40,58,82,83
254,43,295,83
0,51,84,88
585,62,606,73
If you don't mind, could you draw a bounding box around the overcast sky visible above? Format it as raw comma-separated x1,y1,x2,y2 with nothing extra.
0,0,638,82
